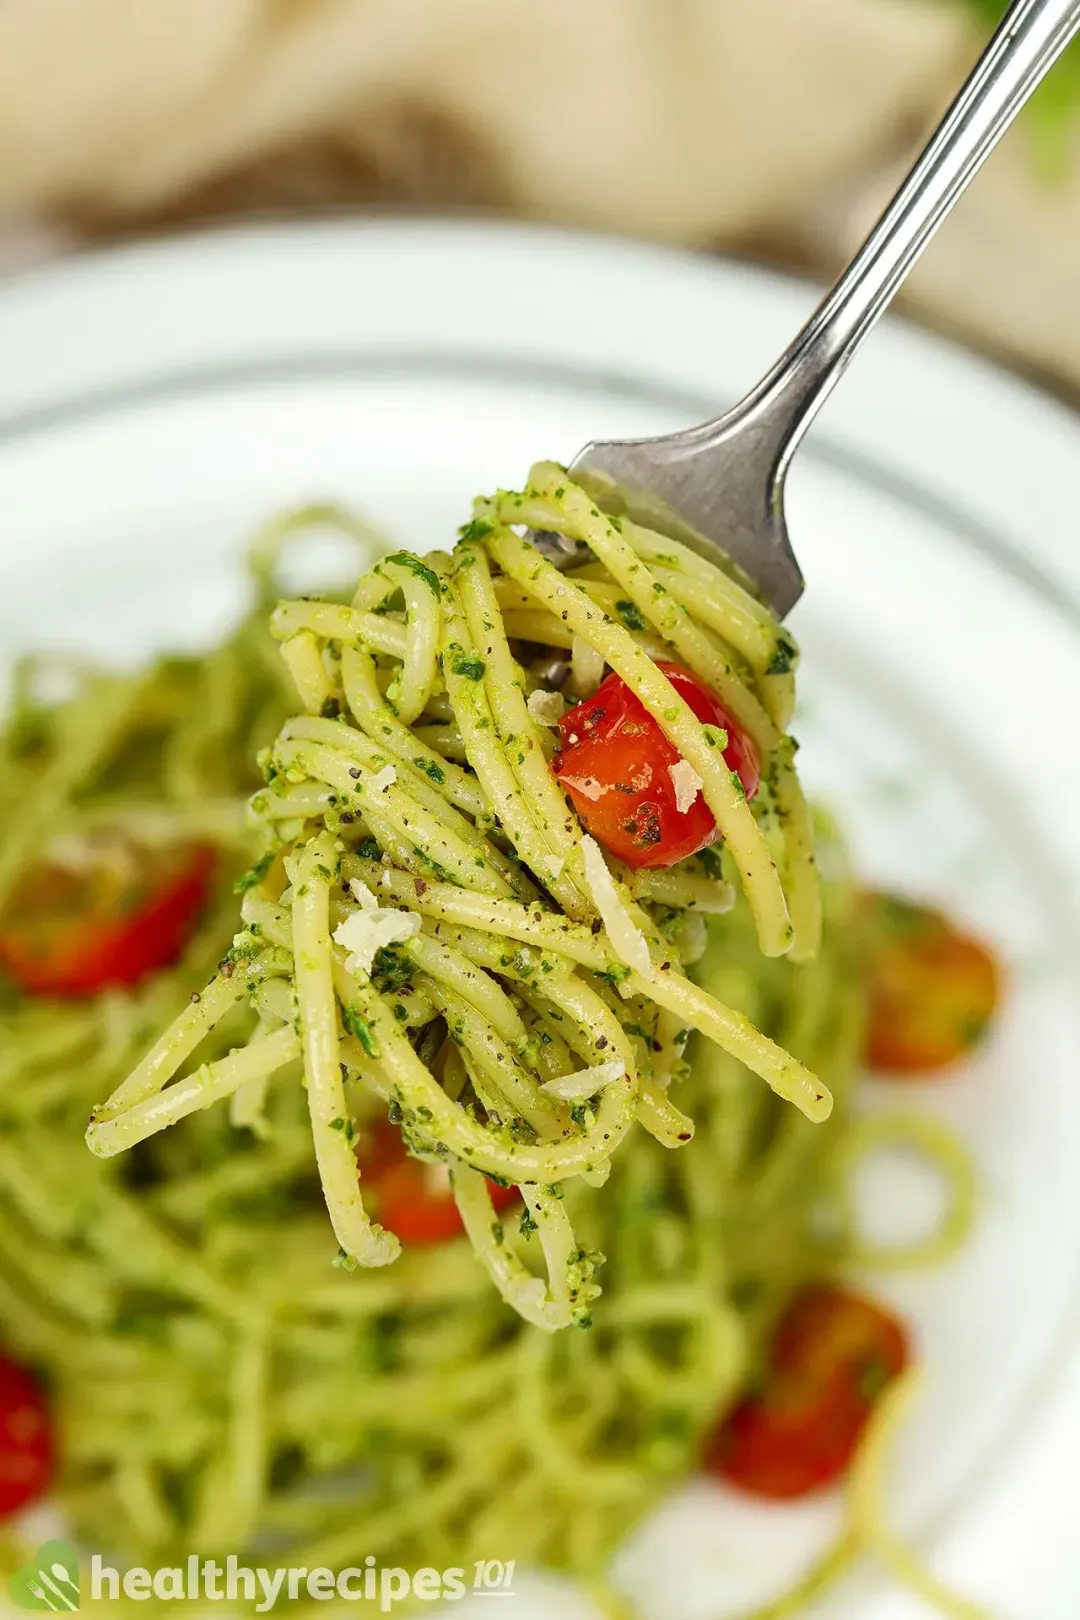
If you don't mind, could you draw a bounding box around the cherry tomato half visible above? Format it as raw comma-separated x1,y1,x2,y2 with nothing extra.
0,1353,53,1519
553,662,759,870
358,1120,520,1247
861,892,1000,1074
0,838,216,998
708,1285,909,1499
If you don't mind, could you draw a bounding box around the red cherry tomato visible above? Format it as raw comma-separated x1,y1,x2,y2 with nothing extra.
0,1354,53,1519
553,662,759,870
358,1120,520,1247
707,1285,909,1499
861,892,1000,1074
0,839,216,998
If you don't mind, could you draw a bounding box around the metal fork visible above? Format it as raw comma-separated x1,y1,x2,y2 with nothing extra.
544,0,1080,618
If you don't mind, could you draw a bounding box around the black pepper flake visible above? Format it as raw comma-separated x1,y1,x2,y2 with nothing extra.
219,960,235,979
349,767,362,779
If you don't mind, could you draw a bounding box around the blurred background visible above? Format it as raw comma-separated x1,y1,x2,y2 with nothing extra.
1,0,1079,391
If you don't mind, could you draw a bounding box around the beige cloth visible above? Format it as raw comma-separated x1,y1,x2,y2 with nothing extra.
0,0,1076,387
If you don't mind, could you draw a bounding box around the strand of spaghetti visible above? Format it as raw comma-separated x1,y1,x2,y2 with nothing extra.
629,967,831,1122
356,808,424,878
436,562,578,907
247,502,389,600
525,1182,601,1324
451,1167,591,1331
239,894,292,948
770,738,823,962
451,1040,512,1128
291,832,399,1267
627,863,736,913
336,1036,390,1102
409,719,470,765
278,714,521,893
279,629,339,715
486,521,794,956
453,537,593,915
339,641,486,819
270,599,408,661
249,782,338,822
339,976,638,1182
86,1023,300,1156
372,555,442,725
496,606,672,669
412,931,600,1100
415,687,453,723
848,1369,993,1620
833,1111,976,1270
89,970,254,1122
274,738,512,898
608,1284,744,1406
519,1003,577,1081
325,963,433,1035
417,916,576,988
649,1006,691,1093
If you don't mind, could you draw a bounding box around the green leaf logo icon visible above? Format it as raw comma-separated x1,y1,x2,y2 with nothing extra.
7,1542,80,1612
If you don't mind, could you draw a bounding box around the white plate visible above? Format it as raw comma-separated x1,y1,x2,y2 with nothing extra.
1,219,1079,1620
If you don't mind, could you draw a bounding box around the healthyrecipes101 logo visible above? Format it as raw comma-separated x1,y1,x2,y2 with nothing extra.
7,1545,518,1611
7,1542,81,1611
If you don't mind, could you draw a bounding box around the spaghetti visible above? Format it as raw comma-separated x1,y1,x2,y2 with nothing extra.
0,484,977,1612
87,466,829,1329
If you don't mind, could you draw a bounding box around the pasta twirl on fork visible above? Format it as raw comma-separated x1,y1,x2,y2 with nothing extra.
86,466,828,1329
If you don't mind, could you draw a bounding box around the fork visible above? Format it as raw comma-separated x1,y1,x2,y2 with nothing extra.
541,0,1080,618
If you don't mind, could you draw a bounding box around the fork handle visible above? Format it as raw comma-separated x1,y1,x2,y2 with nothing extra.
737,0,1080,475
